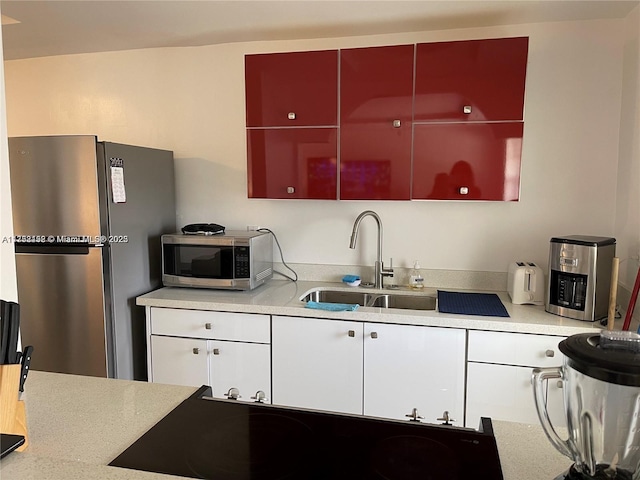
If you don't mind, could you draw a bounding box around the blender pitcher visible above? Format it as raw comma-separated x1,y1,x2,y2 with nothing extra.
532,331,640,480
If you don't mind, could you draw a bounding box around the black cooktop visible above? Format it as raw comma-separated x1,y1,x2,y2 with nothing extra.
110,386,504,480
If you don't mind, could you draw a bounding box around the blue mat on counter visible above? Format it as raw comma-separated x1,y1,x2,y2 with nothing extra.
306,301,359,312
437,291,510,317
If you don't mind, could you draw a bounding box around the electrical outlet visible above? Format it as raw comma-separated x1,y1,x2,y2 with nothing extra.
247,225,260,231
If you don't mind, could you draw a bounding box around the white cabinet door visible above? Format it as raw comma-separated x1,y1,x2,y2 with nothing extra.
466,362,540,428
209,341,271,403
150,336,209,387
272,316,363,414
363,323,466,425
466,362,567,429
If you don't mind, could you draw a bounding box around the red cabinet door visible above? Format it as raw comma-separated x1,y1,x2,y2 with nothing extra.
339,45,414,200
245,50,338,127
247,128,338,199
414,37,528,122
412,123,524,201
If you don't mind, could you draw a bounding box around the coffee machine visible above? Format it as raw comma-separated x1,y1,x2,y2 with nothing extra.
533,331,640,480
546,236,616,322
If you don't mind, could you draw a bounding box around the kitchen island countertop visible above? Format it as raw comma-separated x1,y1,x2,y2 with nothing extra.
137,280,611,336
0,371,572,480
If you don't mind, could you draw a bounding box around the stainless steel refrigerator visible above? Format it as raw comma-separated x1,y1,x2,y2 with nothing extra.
8,135,176,380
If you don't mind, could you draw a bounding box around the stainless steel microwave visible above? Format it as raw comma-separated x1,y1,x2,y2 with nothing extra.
161,231,273,290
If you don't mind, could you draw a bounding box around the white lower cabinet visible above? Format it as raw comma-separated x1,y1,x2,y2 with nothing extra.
147,305,571,429
147,307,271,403
271,316,364,414
272,315,466,424
363,323,466,424
465,330,566,428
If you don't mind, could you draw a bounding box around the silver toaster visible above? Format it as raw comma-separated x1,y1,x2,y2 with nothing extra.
508,262,545,305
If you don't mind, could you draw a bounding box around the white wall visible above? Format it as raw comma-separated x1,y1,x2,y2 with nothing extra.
0,17,18,302
615,5,640,290
3,18,629,276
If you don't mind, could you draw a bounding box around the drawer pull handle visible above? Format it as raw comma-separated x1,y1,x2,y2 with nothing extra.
392,119,401,128
463,105,472,114
348,330,355,337
213,348,220,355
557,380,563,389
205,323,212,330
371,332,378,339
287,112,296,120
192,348,200,355
545,350,555,358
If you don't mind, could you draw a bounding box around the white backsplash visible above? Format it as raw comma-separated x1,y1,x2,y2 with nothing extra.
274,263,640,326
275,263,508,292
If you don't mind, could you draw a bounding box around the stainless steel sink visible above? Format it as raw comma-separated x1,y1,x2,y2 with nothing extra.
302,289,437,311
369,293,437,311
302,290,376,306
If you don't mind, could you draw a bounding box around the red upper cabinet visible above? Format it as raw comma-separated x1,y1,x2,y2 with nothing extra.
245,50,339,127
412,122,524,201
339,45,414,200
247,128,337,199
414,37,528,122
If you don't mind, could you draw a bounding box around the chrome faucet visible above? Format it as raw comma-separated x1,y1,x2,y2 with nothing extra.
349,210,394,289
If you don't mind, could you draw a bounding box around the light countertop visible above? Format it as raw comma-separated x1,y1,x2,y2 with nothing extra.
1,371,572,480
137,280,610,336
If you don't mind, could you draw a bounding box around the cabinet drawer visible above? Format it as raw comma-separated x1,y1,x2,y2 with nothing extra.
468,330,564,367
150,308,270,343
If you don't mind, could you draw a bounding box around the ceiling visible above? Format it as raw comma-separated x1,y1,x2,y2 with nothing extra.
1,0,638,61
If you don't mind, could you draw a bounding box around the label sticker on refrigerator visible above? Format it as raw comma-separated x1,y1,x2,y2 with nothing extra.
110,158,126,203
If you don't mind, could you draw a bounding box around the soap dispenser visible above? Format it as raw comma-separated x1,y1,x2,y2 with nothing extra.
409,261,424,289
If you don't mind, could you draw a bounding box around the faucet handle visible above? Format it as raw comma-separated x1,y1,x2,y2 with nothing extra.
382,258,394,276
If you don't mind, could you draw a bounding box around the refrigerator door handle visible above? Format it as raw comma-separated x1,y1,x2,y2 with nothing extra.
15,245,92,255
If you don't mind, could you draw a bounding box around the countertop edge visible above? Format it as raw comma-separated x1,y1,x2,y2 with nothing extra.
136,281,610,336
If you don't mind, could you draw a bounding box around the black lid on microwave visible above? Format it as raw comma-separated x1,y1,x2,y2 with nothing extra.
550,236,616,247
559,333,640,387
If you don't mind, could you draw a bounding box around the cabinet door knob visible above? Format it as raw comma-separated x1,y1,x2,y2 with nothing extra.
224,387,241,400
286,186,295,194
348,330,355,337
192,347,200,354
392,119,401,128
545,349,555,358
463,105,472,114
557,380,563,389
287,112,296,120
459,186,469,195
370,332,378,339
205,323,212,330
213,348,220,355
